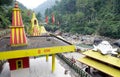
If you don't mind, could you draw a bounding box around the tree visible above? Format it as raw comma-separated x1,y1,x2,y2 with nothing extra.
0,0,13,6
36,12,42,22
44,0,120,38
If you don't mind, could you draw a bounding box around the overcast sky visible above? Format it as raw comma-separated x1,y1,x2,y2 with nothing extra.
16,0,47,9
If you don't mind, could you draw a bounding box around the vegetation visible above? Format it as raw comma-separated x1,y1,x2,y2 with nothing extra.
0,29,10,38
0,0,32,30
36,12,42,22
0,0,12,28
0,0,120,39
45,0,120,38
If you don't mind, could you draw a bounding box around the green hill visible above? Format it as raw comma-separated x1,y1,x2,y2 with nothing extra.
33,0,60,16
45,0,120,38
0,0,32,29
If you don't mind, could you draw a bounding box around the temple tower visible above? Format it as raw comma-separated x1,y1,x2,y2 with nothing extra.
30,12,40,36
8,2,29,77
10,1,27,46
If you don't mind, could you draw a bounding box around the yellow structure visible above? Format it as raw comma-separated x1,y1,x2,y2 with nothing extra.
0,2,76,73
0,44,75,72
30,12,40,36
39,26,47,35
30,12,48,62
30,12,47,36
52,54,55,72
46,55,49,62
10,1,27,46
0,45,75,60
83,50,120,68
78,50,120,77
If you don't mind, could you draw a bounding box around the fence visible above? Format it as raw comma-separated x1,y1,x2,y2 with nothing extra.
57,53,92,77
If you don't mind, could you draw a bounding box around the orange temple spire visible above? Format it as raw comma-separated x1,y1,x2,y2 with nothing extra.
10,1,27,46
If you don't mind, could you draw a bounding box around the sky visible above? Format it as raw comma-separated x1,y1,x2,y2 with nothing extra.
16,0,47,9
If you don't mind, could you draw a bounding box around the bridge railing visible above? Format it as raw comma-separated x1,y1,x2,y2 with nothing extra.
57,53,92,77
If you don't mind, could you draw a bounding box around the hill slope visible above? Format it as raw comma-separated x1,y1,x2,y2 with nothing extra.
33,0,57,16
44,0,120,38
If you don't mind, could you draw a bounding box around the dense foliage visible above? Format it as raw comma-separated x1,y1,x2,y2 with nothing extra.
0,0,32,30
45,0,120,38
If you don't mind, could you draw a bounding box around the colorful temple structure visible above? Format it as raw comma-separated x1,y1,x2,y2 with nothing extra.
30,12,40,36
0,2,75,77
30,12,47,36
10,2,27,46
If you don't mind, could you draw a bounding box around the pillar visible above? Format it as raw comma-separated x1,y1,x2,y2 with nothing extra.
46,55,49,62
52,54,55,72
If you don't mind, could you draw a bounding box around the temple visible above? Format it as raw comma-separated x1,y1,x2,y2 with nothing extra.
10,1,27,46
0,1,75,77
30,12,40,36
30,12,47,36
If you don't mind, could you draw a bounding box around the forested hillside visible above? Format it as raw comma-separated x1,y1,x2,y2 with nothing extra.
0,0,120,38
0,0,32,29
45,0,120,38
34,0,57,15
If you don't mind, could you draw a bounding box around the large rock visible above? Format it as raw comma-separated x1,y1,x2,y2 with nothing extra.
113,39,120,47
93,38,102,45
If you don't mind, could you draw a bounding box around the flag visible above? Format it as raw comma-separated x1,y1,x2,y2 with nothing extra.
45,16,48,24
52,14,55,24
